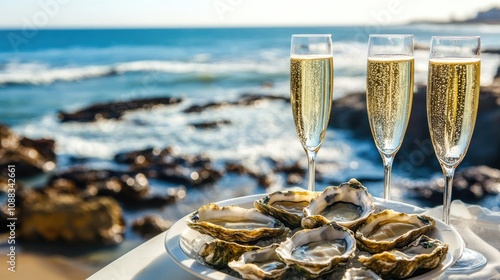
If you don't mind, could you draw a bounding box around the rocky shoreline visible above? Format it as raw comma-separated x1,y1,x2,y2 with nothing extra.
1,68,499,252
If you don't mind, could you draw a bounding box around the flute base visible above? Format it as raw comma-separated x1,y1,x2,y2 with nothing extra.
448,248,487,272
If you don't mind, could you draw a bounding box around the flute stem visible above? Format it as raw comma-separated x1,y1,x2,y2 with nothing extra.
442,165,455,225
306,150,317,192
382,154,394,201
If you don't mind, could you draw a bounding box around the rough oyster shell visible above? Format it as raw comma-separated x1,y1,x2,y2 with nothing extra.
302,179,374,230
359,235,449,279
342,267,382,280
228,244,288,280
275,223,356,278
198,238,262,268
356,209,436,253
254,190,318,228
186,203,288,243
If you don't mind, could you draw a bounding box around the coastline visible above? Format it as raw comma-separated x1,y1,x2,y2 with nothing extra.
0,24,499,278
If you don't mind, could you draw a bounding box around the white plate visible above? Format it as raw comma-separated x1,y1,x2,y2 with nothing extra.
165,194,464,280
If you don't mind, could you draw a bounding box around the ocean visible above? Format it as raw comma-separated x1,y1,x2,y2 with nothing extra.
1,25,500,244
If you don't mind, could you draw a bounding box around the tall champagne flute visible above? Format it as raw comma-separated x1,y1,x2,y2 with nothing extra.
290,34,333,192
366,35,414,200
427,36,486,271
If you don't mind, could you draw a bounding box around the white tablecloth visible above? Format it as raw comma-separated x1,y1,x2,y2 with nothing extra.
88,200,500,280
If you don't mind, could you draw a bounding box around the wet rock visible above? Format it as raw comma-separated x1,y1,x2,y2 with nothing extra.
46,168,182,208
408,166,500,203
183,94,289,113
225,162,254,175
274,161,305,176
132,214,173,239
273,161,306,186
0,125,56,177
257,173,275,188
18,191,125,244
114,147,173,166
58,96,182,122
156,165,223,186
115,147,223,187
483,49,500,55
191,119,231,129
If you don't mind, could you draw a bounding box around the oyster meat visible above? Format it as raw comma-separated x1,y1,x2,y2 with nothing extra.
302,179,374,230
356,209,436,253
186,203,288,243
228,244,288,280
359,235,449,279
254,190,318,228
275,223,356,278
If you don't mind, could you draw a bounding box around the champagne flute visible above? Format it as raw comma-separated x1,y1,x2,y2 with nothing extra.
427,36,486,271
290,34,333,192
366,35,414,200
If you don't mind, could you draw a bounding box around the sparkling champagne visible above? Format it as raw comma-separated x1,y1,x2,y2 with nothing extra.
366,56,414,155
290,55,333,151
427,58,480,166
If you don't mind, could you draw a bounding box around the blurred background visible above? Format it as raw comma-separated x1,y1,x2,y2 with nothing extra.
0,0,499,279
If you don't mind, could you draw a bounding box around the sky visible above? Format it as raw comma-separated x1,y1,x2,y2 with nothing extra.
0,0,499,29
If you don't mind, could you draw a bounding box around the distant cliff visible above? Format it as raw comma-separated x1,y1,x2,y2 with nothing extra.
464,7,500,24
411,7,500,25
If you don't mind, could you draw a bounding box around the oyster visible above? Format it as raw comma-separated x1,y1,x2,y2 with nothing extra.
186,203,288,243
228,244,288,280
342,267,382,280
275,223,356,278
198,238,261,268
302,179,374,230
254,190,318,228
356,209,436,253
359,235,448,279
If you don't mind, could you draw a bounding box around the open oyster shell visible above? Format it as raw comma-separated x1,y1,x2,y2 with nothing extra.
198,238,262,268
275,223,356,278
186,203,289,243
356,209,436,253
342,267,382,280
359,235,449,279
228,244,288,280
302,179,374,230
254,190,318,228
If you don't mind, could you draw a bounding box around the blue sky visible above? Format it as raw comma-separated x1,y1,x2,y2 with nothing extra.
0,0,499,28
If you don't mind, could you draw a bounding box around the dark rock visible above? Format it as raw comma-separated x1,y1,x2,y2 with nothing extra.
183,94,289,113
58,96,182,122
408,166,500,203
115,147,223,187
225,162,254,175
132,214,173,239
114,147,173,166
191,120,231,129
46,168,182,208
274,161,305,176
156,165,224,186
0,125,56,177
273,161,306,186
328,93,370,137
257,173,275,188
18,191,125,244
483,49,500,55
